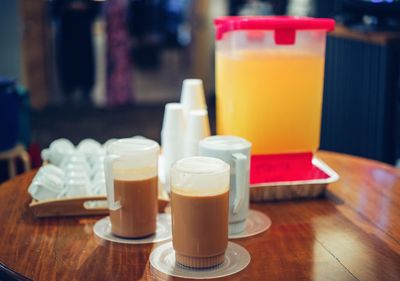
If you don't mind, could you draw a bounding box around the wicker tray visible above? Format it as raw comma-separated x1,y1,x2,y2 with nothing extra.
29,185,170,218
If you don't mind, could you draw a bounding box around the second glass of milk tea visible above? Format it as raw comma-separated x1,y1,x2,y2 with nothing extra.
171,157,230,268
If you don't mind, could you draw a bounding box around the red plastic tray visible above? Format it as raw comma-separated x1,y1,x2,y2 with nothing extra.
251,153,335,185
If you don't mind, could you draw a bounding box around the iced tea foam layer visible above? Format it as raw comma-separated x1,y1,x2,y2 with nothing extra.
106,138,159,181
200,136,251,151
171,157,230,196
112,167,157,181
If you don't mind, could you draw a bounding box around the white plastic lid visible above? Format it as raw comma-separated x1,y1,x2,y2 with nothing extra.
106,138,160,181
200,135,251,151
171,156,229,196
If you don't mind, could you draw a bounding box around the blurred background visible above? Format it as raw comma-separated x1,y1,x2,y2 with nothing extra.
0,0,400,182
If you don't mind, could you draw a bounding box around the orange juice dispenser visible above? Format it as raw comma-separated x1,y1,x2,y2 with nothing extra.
214,17,335,156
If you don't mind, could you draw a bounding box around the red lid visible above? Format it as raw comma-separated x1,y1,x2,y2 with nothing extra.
214,16,335,41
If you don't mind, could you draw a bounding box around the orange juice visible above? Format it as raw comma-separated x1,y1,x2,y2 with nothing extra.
216,49,325,155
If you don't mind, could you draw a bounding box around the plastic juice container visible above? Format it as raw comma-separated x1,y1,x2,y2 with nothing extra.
214,16,335,155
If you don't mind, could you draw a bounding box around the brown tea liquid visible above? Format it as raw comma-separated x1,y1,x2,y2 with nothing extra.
110,176,158,238
171,189,229,268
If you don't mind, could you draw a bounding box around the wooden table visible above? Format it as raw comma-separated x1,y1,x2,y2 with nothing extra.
0,151,399,281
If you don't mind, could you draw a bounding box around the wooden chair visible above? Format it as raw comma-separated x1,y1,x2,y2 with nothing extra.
0,144,31,179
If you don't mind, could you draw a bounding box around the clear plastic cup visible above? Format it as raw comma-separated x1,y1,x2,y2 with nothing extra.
104,138,160,238
170,157,230,268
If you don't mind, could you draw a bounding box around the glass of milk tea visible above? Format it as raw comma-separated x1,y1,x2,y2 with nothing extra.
171,157,230,268
104,138,160,238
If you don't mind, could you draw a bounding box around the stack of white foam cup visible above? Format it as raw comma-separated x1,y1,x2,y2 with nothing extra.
161,79,211,192
161,103,185,192
185,109,210,157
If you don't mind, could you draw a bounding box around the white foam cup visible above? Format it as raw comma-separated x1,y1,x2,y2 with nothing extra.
184,109,211,157
161,103,185,192
180,79,206,114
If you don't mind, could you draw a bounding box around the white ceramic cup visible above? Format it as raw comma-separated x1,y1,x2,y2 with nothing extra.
103,139,118,150
65,170,90,181
63,178,90,197
91,162,105,178
77,139,103,160
62,152,86,163
41,138,75,165
61,153,89,168
199,135,252,234
61,162,91,175
38,164,65,179
90,179,106,195
28,169,65,201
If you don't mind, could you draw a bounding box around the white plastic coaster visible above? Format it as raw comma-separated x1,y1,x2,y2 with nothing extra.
229,209,272,239
93,213,172,244
150,242,250,279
